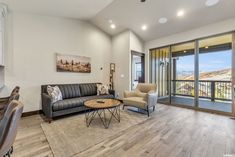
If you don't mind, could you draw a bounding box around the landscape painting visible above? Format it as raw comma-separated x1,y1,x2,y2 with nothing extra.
56,54,91,73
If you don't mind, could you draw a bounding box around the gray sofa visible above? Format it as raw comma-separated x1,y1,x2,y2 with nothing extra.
41,83,115,123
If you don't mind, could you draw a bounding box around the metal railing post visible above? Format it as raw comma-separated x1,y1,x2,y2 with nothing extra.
211,81,215,102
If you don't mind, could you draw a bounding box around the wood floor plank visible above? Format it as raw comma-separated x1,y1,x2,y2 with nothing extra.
12,104,235,157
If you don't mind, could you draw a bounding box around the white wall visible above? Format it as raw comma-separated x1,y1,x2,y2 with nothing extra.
145,17,235,82
111,31,130,98
130,32,144,53
111,31,144,98
0,12,112,112
130,31,145,88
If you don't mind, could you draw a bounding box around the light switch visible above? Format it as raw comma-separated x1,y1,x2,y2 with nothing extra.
121,74,124,78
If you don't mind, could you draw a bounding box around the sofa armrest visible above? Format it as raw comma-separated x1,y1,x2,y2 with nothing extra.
41,93,53,119
124,91,137,98
108,89,115,97
147,90,158,108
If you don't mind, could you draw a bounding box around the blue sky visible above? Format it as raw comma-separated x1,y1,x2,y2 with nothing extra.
177,50,232,72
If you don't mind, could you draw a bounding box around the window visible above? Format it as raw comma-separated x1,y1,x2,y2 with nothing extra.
149,33,234,113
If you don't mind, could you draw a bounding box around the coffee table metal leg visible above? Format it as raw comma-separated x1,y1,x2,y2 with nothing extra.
108,106,120,123
106,109,113,129
85,109,97,127
97,109,115,129
97,109,109,129
85,106,121,129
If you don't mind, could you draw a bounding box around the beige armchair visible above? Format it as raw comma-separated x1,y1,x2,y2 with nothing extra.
123,83,158,117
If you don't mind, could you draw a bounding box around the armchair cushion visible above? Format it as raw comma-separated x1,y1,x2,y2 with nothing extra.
137,83,156,93
135,90,148,100
123,97,147,109
124,91,136,98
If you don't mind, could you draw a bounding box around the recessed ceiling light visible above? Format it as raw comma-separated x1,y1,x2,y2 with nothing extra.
205,46,209,49
183,50,187,53
205,0,219,6
158,17,168,24
177,10,185,17
110,24,116,29
141,25,147,31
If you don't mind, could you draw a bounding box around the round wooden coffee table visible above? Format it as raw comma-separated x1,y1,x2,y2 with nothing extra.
84,99,121,129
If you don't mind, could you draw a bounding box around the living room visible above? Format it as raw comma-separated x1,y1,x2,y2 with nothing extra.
0,0,235,157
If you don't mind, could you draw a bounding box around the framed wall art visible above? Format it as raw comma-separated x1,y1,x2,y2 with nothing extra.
56,53,91,73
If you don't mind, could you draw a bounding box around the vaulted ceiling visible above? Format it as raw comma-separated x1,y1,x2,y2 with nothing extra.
3,0,235,41
3,0,114,19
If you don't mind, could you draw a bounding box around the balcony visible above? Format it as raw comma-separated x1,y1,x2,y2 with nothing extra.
158,80,232,113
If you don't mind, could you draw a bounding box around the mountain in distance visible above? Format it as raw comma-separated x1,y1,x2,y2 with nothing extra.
178,68,231,81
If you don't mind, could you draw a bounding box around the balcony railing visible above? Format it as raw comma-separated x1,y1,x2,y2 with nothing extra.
172,80,232,101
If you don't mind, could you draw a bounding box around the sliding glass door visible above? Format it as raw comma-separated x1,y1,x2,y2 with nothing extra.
149,33,234,115
150,47,170,104
171,42,195,106
198,34,233,113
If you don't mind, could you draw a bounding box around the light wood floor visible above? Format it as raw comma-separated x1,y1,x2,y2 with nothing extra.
13,104,235,157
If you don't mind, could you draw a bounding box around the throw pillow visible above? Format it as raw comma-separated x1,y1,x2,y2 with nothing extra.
47,86,63,103
97,84,109,95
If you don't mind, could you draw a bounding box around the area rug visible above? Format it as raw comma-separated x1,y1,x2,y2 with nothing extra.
41,109,147,157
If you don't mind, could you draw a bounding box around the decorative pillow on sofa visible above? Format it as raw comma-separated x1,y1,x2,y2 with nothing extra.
97,84,109,95
47,86,63,103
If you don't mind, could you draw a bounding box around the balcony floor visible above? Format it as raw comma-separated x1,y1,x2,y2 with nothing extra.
158,96,232,113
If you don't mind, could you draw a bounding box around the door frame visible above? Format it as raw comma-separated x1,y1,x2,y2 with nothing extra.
232,32,235,117
131,51,145,90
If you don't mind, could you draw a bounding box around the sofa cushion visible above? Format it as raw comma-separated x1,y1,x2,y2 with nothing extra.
58,84,81,99
79,83,97,97
52,97,84,111
80,94,114,102
52,94,114,111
